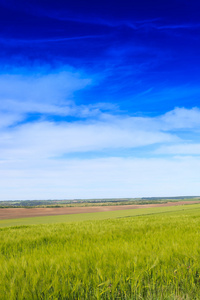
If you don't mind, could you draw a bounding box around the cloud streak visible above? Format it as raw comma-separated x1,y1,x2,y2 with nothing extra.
0,35,106,46
1,105,200,164
0,118,176,161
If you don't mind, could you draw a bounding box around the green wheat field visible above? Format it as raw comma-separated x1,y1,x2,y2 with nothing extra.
1,204,200,299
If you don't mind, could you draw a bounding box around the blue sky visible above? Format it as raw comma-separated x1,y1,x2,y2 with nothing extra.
0,0,200,199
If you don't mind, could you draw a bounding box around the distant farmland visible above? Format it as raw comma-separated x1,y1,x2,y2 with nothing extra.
0,200,200,227
1,204,200,299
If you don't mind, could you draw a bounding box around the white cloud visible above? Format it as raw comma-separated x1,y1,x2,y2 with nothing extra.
0,70,91,103
159,107,200,130
156,143,200,155
0,156,199,200
0,69,94,129
1,68,200,199
0,119,175,160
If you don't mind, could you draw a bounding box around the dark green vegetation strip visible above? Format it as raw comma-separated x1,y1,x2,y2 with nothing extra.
1,206,200,299
1,197,199,208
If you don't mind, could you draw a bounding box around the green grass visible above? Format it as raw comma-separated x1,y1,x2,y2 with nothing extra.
1,203,200,228
1,205,200,299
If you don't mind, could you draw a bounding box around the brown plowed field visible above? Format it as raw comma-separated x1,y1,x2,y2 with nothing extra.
0,201,200,220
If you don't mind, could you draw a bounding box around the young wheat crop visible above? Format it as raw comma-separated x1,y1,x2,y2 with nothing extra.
1,207,200,299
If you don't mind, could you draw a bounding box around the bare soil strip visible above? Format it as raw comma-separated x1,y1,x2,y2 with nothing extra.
0,201,200,220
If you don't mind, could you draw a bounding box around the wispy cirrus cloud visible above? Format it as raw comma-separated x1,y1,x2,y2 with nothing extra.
0,35,106,46
154,23,200,30
0,1,158,30
4,0,196,34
